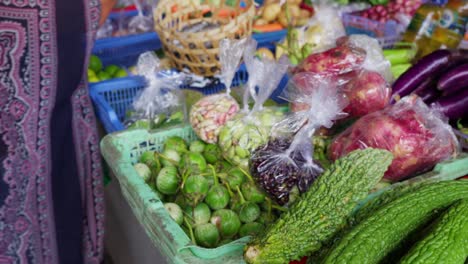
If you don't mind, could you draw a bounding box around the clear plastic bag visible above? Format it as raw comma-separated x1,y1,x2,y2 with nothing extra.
337,34,393,82
329,95,459,182
275,4,346,64
218,45,289,169
300,4,346,54
290,35,392,117
128,0,154,34
292,38,366,79
124,52,187,130
341,69,391,117
251,74,347,205
189,38,246,143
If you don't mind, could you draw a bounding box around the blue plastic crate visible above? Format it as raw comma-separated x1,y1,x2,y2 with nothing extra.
253,30,288,48
92,32,162,67
342,13,401,48
90,67,288,133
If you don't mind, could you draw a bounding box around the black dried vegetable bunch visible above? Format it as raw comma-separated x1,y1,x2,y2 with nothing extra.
250,137,323,206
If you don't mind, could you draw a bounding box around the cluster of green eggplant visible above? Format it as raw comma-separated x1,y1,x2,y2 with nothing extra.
133,136,283,248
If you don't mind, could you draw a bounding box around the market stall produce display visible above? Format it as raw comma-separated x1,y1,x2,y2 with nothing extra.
95,1,468,263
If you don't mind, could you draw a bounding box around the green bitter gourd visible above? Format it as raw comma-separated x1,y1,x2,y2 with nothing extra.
243,148,393,264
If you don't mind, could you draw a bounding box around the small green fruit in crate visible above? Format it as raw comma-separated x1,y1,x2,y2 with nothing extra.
194,223,220,248
104,64,120,76
205,185,231,210
89,55,103,73
164,203,184,225
160,149,181,168
239,222,264,237
210,209,241,238
185,202,212,226
114,68,128,78
157,166,180,195
239,202,261,223
225,168,245,189
183,175,209,206
203,144,222,164
97,71,112,81
180,152,207,175
241,182,266,204
133,163,152,182
140,151,161,176
164,136,188,153
190,140,206,153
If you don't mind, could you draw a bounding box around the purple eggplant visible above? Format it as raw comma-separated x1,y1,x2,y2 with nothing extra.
413,78,440,103
433,88,468,119
437,63,468,96
391,49,468,102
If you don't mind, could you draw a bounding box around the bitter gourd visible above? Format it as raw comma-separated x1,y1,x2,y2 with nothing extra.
322,180,468,264
243,148,393,264
352,163,468,224
399,199,468,264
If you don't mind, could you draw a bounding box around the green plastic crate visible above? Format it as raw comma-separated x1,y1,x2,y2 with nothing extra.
101,125,468,263
101,125,251,263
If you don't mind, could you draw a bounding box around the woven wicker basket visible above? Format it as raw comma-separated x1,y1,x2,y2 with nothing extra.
154,0,254,76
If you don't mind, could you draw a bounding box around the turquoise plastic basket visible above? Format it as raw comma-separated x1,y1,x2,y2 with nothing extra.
101,126,249,263
101,124,468,263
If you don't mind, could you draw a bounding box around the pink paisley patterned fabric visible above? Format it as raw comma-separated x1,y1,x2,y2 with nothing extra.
0,1,105,263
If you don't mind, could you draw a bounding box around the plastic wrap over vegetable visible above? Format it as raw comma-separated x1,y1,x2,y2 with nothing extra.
289,70,390,118
218,53,289,170
290,35,391,117
300,5,346,54
337,34,393,83
124,52,186,130
189,38,246,143
292,37,366,79
251,75,347,205
275,4,346,64
329,95,459,182
342,70,391,117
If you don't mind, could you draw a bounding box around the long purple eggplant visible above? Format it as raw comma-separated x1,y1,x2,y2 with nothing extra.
437,63,468,96
392,49,468,102
413,78,440,103
433,88,468,119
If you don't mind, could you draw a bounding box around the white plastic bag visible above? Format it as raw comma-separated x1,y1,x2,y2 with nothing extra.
251,73,347,205
125,52,187,130
218,42,290,169
189,38,246,143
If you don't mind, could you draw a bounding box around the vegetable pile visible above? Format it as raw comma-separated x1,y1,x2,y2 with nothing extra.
392,49,468,119
329,95,459,182
254,0,314,31
353,0,423,23
115,26,468,264
134,136,284,248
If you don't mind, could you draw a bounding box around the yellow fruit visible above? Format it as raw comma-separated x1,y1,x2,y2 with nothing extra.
256,48,275,60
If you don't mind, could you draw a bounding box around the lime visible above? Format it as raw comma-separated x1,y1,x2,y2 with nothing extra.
88,76,100,83
97,71,112,81
114,68,128,78
87,69,97,78
89,55,103,73
104,64,120,76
